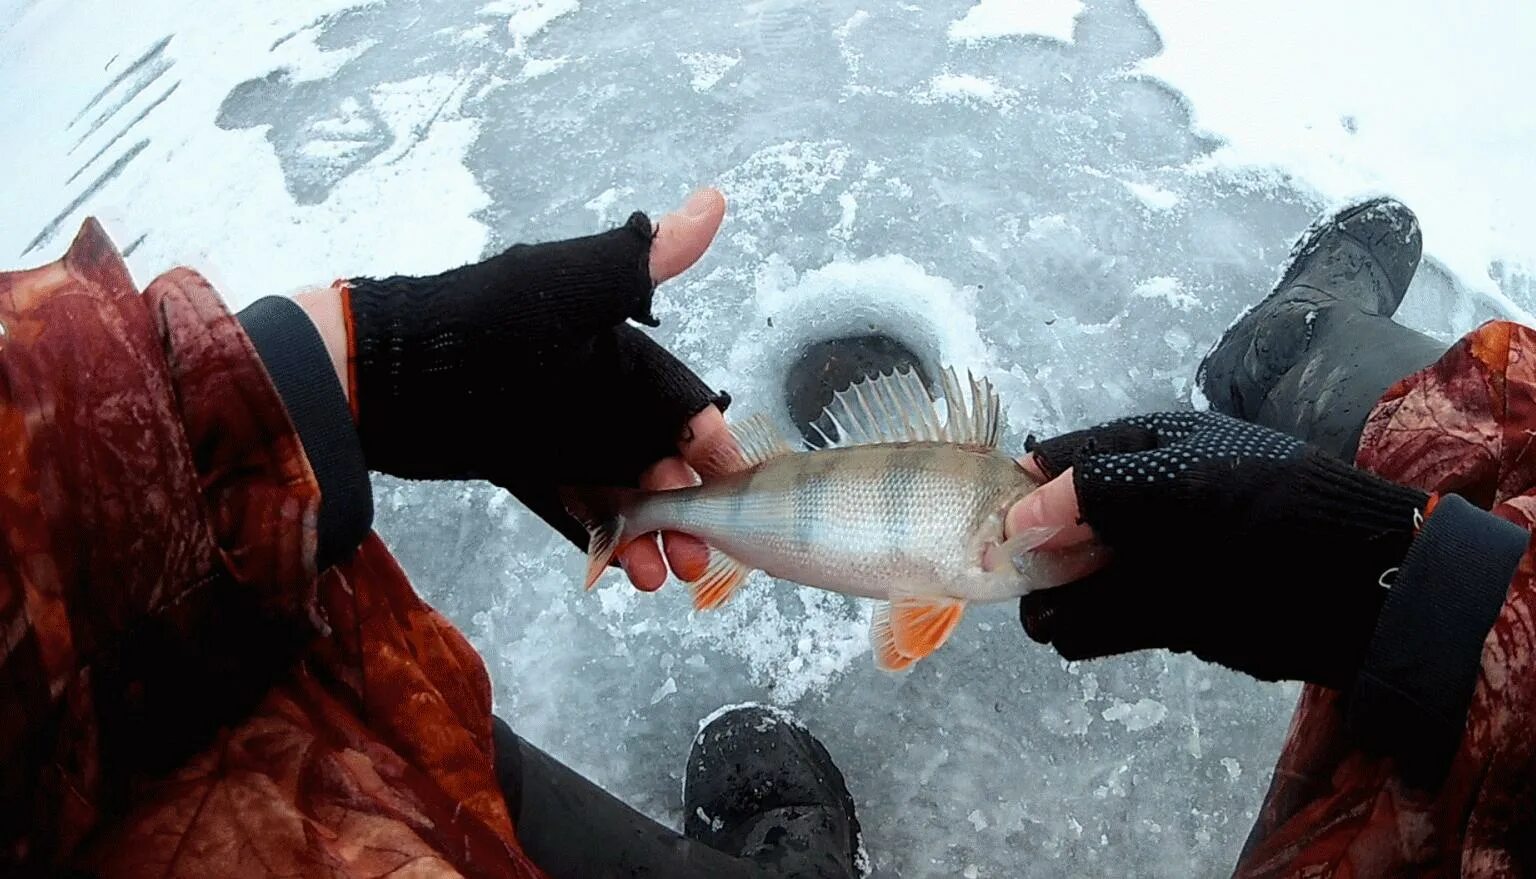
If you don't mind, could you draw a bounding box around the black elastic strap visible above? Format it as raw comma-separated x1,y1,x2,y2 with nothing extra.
238,296,373,570
1348,493,1527,786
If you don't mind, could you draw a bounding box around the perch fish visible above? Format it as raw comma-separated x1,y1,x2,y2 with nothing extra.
562,367,1068,670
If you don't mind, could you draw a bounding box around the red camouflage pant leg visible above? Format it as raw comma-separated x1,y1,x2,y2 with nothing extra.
1234,320,1536,879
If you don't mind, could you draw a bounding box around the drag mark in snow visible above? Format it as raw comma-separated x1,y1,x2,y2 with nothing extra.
26,140,150,256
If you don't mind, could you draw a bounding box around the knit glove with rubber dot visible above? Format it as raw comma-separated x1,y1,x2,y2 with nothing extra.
1018,411,1438,688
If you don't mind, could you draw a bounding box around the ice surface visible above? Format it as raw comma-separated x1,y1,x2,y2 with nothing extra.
1138,0,1536,326
4,0,1535,876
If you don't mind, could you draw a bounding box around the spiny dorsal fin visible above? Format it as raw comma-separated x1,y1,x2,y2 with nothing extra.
820,366,1003,449
727,413,795,467
937,366,1002,449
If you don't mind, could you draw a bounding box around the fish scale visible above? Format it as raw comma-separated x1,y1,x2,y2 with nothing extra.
561,367,1082,670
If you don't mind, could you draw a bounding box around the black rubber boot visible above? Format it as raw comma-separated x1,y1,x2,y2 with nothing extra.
684,705,865,879
784,333,928,446
1196,197,1448,462
495,717,793,879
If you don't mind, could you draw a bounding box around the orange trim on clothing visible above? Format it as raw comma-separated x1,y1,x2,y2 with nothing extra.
1417,492,1441,535
333,278,360,422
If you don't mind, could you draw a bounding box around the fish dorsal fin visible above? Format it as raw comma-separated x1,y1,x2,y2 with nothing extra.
727,413,796,467
818,366,1002,449
938,367,1003,449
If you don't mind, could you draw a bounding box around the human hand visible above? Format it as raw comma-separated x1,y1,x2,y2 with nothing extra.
1004,411,1435,687
331,187,740,590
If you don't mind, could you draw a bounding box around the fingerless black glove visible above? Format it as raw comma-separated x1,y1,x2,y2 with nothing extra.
346,212,728,549
1020,411,1432,688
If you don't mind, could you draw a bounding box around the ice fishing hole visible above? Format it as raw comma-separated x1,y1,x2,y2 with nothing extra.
783,332,934,447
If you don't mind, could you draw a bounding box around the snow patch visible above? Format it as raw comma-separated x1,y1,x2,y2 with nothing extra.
917,72,1018,109
1133,276,1198,310
1220,757,1242,781
949,0,1083,45
0,0,489,307
583,185,633,224
519,55,570,78
718,140,851,228
1189,381,1212,412
832,191,858,238
678,51,740,92
694,701,808,738
487,0,578,53
1124,180,1182,212
1102,698,1168,731
1138,0,1536,319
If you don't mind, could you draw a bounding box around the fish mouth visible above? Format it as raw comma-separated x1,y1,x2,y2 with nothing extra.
782,332,935,447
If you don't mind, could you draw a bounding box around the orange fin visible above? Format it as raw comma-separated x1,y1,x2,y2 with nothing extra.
687,550,752,610
887,594,966,660
870,603,917,672
559,486,638,589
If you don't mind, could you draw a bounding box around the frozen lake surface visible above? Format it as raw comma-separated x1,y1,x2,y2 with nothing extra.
4,0,1534,875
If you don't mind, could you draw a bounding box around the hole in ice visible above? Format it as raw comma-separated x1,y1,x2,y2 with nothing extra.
783,332,933,447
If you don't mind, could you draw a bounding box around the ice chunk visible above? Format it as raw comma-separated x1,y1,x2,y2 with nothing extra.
1101,698,1169,731
650,676,677,705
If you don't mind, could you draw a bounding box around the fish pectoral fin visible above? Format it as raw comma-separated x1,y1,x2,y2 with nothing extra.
888,594,966,660
981,526,1063,573
870,603,918,672
687,550,753,610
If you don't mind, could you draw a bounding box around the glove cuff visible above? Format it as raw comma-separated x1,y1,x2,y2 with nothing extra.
1348,493,1527,786
1294,449,1431,542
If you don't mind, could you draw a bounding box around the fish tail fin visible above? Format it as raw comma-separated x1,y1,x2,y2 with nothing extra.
559,486,640,589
